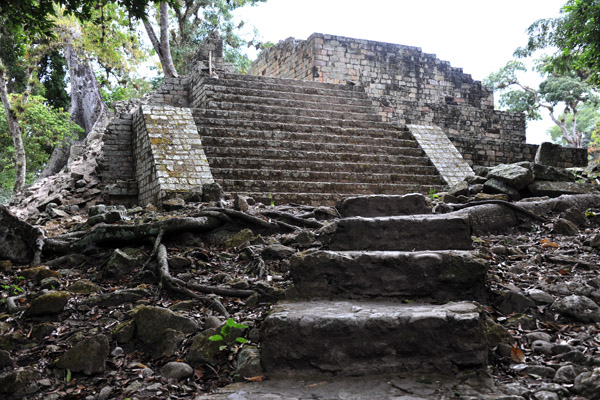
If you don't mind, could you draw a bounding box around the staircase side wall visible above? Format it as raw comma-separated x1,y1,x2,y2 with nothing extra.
133,105,214,206
99,113,139,205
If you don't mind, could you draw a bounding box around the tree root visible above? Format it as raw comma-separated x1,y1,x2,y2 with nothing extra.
156,243,230,318
449,200,547,222
261,210,324,229
44,216,223,255
201,208,295,231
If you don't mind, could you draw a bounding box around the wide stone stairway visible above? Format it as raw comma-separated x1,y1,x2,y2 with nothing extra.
192,73,447,205
200,196,491,399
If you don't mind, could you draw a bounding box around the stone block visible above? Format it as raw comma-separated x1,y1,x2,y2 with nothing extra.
261,300,486,376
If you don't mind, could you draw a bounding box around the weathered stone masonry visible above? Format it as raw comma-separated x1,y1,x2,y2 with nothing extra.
249,33,586,168
100,33,587,207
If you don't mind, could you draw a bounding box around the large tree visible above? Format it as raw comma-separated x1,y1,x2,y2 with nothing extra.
515,0,600,85
143,0,265,77
484,59,597,148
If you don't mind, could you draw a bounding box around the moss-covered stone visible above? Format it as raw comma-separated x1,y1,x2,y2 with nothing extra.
21,266,61,283
133,305,198,345
67,279,101,294
0,368,40,396
225,229,256,249
56,334,109,375
185,328,223,366
27,291,70,316
113,320,136,344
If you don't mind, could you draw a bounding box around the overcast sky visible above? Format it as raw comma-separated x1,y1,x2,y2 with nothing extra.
234,0,568,144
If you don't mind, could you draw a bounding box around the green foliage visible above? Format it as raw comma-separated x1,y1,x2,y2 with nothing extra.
0,94,83,192
0,0,178,37
485,58,596,147
515,0,600,86
0,281,24,296
168,0,266,74
548,102,600,146
208,318,249,351
428,187,440,200
38,50,70,111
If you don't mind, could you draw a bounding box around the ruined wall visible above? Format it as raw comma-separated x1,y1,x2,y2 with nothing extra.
147,77,191,107
248,33,545,166
250,37,316,81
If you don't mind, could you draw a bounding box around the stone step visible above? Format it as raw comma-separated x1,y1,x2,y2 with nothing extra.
201,136,420,156
204,146,428,163
203,73,370,97
288,250,488,303
226,190,447,206
209,157,435,174
211,168,444,185
206,99,381,122
217,179,446,196
197,126,414,146
198,124,413,140
261,300,486,377
194,109,401,130
322,214,472,251
202,86,373,109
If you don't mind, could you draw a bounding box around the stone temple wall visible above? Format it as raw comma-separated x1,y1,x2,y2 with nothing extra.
248,33,587,168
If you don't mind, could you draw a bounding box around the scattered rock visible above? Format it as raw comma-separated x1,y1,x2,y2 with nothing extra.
27,291,70,316
495,291,535,315
528,181,598,197
262,243,295,260
0,205,44,264
225,229,255,249
535,142,567,167
0,368,41,396
202,182,223,202
554,364,577,383
552,218,579,236
162,197,185,211
234,194,250,212
103,248,138,279
160,361,194,380
574,367,600,399
235,346,263,381
483,178,520,201
0,349,13,368
531,340,553,355
113,320,136,344
186,329,223,366
55,334,109,374
67,279,101,294
488,163,534,190
447,181,470,197
552,295,600,323
527,288,554,304
133,305,198,346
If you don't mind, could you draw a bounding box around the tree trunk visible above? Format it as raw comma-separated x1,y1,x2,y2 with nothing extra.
0,66,26,192
40,41,108,178
143,2,179,78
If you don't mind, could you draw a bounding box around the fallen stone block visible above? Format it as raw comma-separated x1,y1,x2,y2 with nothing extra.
0,205,44,264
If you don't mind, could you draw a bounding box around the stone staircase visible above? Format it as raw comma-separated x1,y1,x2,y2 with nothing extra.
261,199,488,378
192,73,447,205
200,195,490,399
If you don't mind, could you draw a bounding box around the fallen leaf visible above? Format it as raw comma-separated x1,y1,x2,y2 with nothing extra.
541,238,559,248
244,375,266,382
510,344,526,363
